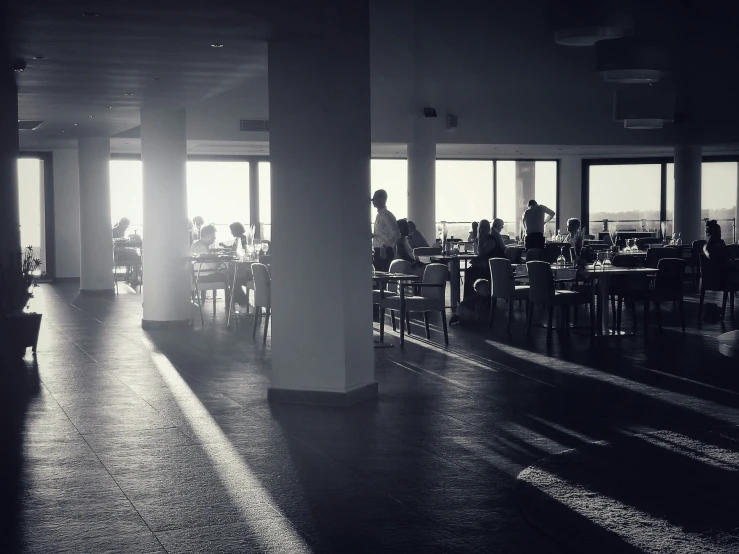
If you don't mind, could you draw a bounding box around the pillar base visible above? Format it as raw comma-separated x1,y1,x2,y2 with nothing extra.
141,319,192,330
79,288,115,296
268,381,378,407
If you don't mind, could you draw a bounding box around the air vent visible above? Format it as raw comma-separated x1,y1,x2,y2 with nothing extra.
240,119,269,132
18,120,46,131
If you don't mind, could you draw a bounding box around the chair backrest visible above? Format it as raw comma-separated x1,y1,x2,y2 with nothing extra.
489,258,514,301
526,261,554,304
504,246,522,264
655,258,685,292
727,244,739,262
419,263,448,300
646,247,678,269
252,263,271,307
412,247,442,258
692,240,707,258
611,254,640,268
544,243,572,263
636,238,662,250
526,248,545,261
699,254,726,290
389,259,414,275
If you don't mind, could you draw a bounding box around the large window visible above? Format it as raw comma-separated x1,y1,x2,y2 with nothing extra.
187,161,250,241
702,162,737,242
370,159,408,222
496,161,557,238
18,158,45,269
258,161,271,241
435,160,493,241
110,160,144,236
587,163,662,234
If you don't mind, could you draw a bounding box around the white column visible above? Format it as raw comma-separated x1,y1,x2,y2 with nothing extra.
407,126,436,243
78,137,114,293
673,145,702,244
268,0,376,405
0,39,20,275
141,107,191,327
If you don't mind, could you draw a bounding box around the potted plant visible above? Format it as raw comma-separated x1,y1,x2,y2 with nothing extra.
1,246,42,357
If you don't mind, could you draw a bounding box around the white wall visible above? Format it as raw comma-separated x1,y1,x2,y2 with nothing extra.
52,149,81,279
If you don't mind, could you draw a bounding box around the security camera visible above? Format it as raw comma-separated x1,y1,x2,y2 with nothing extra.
13,59,26,73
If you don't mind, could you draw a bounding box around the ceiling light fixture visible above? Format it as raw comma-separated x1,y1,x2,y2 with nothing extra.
88,115,94,118
32,56,44,60
82,12,99,17
152,77,160,81
211,44,224,48
74,123,78,126
108,106,113,109
124,93,134,96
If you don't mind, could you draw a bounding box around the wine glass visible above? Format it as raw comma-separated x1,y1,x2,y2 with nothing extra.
556,246,566,268
676,232,682,246
603,250,612,268
593,251,602,270
262,241,270,254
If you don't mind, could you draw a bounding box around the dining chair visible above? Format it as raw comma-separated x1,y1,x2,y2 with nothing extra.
504,246,523,264
412,246,442,265
380,263,449,344
251,263,271,342
698,255,737,322
690,240,707,289
526,261,593,337
646,247,678,269
489,258,529,331
622,258,686,332
191,264,231,326
388,259,415,332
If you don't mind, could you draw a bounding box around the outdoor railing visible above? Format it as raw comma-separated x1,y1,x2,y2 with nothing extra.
593,218,736,244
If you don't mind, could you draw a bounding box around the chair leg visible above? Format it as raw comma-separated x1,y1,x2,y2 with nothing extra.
547,305,554,337
246,288,251,314
526,302,533,336
391,311,397,332
731,291,735,317
507,300,513,332
213,291,217,312
405,312,411,335
617,297,623,333
252,306,260,339
424,313,431,339
573,303,579,326
721,292,729,320
263,308,270,343
699,288,706,323
680,298,685,332
655,301,662,330
610,296,616,327
564,305,570,334
380,307,386,342
441,310,449,345
489,296,496,328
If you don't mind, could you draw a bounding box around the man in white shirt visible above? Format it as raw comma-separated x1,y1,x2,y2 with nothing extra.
372,189,401,272
521,199,555,250
191,224,230,307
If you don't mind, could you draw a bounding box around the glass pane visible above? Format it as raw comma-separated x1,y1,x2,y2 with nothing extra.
110,160,144,236
588,164,661,234
187,161,250,242
665,163,674,237
702,161,737,243
496,161,558,239
18,158,44,267
435,160,493,241
258,162,271,241
370,159,408,222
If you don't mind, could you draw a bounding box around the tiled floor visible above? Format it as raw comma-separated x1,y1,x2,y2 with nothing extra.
1,282,738,553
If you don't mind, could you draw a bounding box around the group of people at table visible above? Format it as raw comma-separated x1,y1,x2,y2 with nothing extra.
372,188,739,327
111,215,257,311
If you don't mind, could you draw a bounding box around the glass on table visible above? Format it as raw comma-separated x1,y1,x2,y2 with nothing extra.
556,246,566,268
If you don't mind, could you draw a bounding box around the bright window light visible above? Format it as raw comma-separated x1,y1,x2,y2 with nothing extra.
258,162,271,241
370,159,408,222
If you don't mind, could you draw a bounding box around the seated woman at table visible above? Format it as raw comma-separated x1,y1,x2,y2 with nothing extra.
703,220,739,286
218,222,247,251
191,224,230,307
396,219,417,265
112,217,142,286
463,219,506,299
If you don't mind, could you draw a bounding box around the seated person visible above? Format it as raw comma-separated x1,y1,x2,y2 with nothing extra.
396,219,417,265
112,217,141,285
190,216,204,245
468,221,479,244
450,279,490,325
564,218,581,243
407,220,429,249
220,222,247,251
191,224,230,307
703,220,739,286
463,219,506,299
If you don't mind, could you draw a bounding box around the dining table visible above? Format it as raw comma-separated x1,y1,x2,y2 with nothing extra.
372,271,420,347
428,254,477,309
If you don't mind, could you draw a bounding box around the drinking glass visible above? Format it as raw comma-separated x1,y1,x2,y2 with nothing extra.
676,232,682,246
262,242,270,254
603,250,612,268
556,246,566,268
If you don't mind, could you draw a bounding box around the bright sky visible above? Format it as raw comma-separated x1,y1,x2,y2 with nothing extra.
18,158,42,250
370,159,408,221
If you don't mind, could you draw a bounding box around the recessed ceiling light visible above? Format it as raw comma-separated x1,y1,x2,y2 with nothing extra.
88,115,94,118
32,56,44,60
151,77,160,81
108,106,113,109
124,93,134,96
210,44,224,48
82,12,99,17
61,130,65,133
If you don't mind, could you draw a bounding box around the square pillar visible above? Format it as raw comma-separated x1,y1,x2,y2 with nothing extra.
673,145,702,244
407,126,436,243
141,107,191,327
267,0,376,405
78,137,114,293
0,44,20,274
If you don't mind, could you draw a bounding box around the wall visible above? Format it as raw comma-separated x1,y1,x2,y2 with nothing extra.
52,149,81,279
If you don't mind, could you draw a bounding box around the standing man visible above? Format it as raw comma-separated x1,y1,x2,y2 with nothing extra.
521,199,555,250
372,189,401,272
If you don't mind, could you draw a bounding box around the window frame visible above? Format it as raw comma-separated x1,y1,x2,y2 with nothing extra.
18,151,55,280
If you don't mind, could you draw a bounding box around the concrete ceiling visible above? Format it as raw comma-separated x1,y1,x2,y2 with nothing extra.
10,1,270,148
